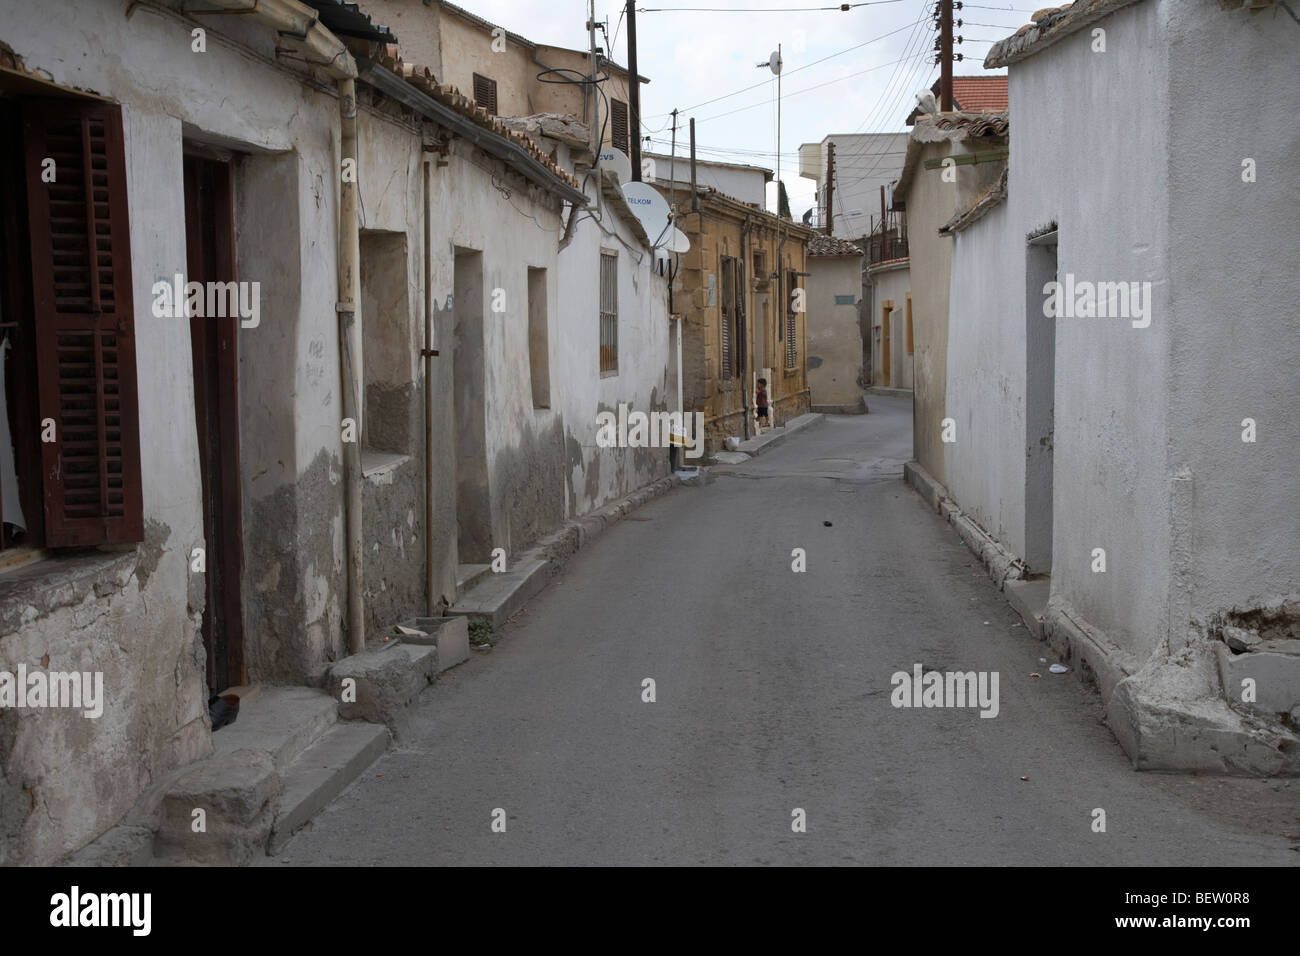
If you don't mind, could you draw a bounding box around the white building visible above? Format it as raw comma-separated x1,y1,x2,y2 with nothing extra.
0,0,673,864
798,132,909,238
643,152,771,210
928,0,1300,773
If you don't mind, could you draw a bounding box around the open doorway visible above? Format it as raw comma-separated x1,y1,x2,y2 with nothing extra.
452,248,490,563
184,152,245,693
1024,230,1057,575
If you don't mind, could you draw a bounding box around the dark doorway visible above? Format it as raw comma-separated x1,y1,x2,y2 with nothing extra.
183,153,245,693
1024,231,1057,575
452,248,491,563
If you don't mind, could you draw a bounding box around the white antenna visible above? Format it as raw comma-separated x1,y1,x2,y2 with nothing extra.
756,46,783,213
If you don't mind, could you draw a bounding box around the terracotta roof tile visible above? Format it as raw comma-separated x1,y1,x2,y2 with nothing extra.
951,76,1008,112
808,234,864,257
374,52,583,192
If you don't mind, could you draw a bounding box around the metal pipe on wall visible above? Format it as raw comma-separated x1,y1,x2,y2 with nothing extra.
423,156,436,617
337,76,365,655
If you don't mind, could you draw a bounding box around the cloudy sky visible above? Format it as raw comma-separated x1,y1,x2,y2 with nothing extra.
458,0,1021,216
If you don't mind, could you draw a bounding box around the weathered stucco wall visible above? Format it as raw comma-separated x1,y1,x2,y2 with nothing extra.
438,9,540,117
669,206,812,446
806,255,864,408
0,0,346,862
944,199,1026,557
1162,2,1300,632
556,181,672,517
867,261,910,390
902,128,1005,487
1006,0,1172,659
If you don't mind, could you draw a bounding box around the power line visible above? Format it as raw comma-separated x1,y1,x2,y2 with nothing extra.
647,19,918,118
637,1,903,11
696,53,917,123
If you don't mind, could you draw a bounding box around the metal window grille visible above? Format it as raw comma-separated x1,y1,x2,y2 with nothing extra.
786,271,798,368
720,257,734,378
599,253,618,374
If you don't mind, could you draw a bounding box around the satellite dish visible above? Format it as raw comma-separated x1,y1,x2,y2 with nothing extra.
665,225,690,253
621,181,674,248
597,145,632,184
767,50,782,75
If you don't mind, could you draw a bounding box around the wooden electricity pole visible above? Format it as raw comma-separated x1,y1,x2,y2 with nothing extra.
940,0,953,112
627,0,642,181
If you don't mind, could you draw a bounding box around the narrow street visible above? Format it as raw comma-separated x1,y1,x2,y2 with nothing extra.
270,397,1297,866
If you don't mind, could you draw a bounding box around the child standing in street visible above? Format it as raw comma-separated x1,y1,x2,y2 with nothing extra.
755,378,769,433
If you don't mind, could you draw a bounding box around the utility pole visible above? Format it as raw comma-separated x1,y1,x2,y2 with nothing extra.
588,0,598,155
776,42,782,209
939,0,953,112
757,45,784,214
669,108,678,214
824,142,835,235
689,117,699,212
627,0,642,181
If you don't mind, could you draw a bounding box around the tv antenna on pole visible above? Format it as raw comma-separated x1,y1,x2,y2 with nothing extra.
756,45,782,214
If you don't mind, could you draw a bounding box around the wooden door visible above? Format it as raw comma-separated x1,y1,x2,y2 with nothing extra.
184,154,245,693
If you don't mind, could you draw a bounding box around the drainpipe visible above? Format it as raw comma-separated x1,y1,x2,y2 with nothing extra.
740,213,753,441
422,156,437,616
776,220,787,415
184,0,366,651
337,77,365,655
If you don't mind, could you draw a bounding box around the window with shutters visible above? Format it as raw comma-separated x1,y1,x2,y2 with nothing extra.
0,98,144,550
599,251,618,376
719,256,734,378
472,73,498,116
786,270,799,368
610,99,629,155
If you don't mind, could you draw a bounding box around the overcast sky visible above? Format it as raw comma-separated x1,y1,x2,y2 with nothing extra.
459,0,1019,215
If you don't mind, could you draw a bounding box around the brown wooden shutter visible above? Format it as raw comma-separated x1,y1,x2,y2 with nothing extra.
610,99,629,155
23,99,143,546
472,73,498,116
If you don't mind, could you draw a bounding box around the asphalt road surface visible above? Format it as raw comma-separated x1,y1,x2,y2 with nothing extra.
269,395,1299,866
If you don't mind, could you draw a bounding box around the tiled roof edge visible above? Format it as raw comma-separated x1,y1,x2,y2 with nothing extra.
985,0,1147,68
940,168,1009,235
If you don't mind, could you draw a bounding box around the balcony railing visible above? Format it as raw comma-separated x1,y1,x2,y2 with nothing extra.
865,211,908,265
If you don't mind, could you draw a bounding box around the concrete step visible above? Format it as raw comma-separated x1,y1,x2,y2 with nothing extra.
1005,577,1051,640
457,563,491,596
391,615,470,671
212,686,339,772
736,413,823,457
446,554,552,630
328,642,439,724
269,721,390,854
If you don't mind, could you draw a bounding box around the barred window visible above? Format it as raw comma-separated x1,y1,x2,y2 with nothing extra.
720,256,735,378
786,270,799,368
599,252,618,375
